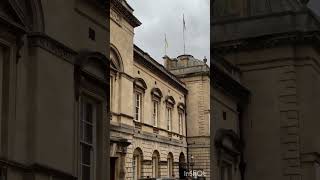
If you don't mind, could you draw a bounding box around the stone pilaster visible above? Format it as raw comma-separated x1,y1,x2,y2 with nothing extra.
279,65,301,180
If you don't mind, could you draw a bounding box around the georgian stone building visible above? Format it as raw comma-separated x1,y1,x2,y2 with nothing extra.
110,0,188,179
213,0,320,180
0,0,109,180
164,55,211,178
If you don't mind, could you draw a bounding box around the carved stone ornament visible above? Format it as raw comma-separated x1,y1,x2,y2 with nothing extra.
110,10,122,26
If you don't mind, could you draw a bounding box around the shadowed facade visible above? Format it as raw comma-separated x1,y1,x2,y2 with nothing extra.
213,0,320,180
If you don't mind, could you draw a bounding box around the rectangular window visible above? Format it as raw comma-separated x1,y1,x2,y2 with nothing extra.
167,108,172,131
135,93,142,122
80,99,97,180
179,112,183,135
153,101,159,127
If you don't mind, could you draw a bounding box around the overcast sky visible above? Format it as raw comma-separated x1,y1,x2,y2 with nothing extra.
127,0,210,64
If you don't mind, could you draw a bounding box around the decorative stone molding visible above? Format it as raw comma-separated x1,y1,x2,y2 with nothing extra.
110,0,141,28
213,31,320,55
165,96,176,106
110,9,122,26
134,45,188,95
28,33,77,62
151,87,163,99
134,77,148,92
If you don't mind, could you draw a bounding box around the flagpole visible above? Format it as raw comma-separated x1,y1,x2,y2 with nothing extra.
165,33,168,55
183,14,186,55
165,34,167,55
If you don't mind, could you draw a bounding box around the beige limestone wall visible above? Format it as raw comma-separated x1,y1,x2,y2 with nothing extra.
133,63,186,135
181,75,210,137
179,75,210,178
125,137,187,179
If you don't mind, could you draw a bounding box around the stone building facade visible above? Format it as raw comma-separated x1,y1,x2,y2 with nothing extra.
164,55,211,179
110,0,188,179
213,0,320,180
0,0,109,180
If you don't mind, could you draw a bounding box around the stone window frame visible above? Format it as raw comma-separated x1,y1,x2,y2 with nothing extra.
74,51,109,180
132,148,143,180
133,78,147,123
165,96,175,131
152,150,160,178
167,152,174,177
177,103,185,135
151,88,163,127
0,39,18,161
79,94,98,180
110,45,123,115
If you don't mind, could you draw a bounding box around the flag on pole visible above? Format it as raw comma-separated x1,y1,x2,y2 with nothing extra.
183,14,186,54
164,33,168,55
183,14,186,30
165,33,168,48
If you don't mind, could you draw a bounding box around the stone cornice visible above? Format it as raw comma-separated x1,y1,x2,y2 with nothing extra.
213,9,320,54
28,33,77,63
134,45,188,95
110,0,141,28
0,14,26,34
213,31,320,55
0,159,76,179
212,64,250,105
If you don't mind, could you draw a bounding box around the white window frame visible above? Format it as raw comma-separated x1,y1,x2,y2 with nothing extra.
152,152,159,178
134,92,142,122
132,155,137,180
153,100,159,127
166,107,172,131
178,111,183,135
80,97,97,180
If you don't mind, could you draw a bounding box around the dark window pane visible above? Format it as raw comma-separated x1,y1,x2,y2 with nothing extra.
80,122,84,141
81,145,91,165
84,123,93,143
86,103,93,123
82,165,91,180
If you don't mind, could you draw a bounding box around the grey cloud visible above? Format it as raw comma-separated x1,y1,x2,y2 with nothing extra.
127,0,210,64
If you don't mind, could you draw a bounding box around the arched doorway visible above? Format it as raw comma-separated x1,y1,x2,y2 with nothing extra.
179,152,187,179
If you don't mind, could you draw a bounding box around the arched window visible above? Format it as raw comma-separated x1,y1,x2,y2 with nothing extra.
152,150,160,178
151,88,163,127
110,45,123,113
177,103,185,135
110,45,123,72
133,78,147,122
75,51,108,180
167,152,174,177
132,148,143,180
165,96,175,131
179,153,187,179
